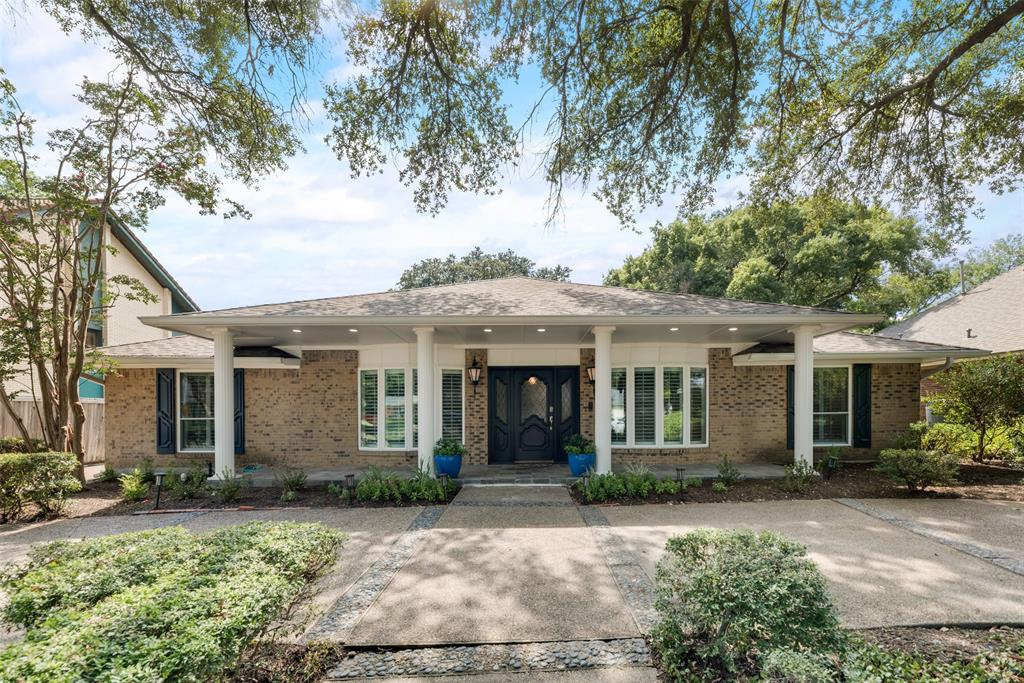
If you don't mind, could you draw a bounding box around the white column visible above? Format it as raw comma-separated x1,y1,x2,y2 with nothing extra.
593,325,616,474
414,327,436,475
212,327,235,479
793,325,815,466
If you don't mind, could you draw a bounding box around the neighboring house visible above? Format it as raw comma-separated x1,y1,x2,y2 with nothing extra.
877,265,1023,417
97,278,984,475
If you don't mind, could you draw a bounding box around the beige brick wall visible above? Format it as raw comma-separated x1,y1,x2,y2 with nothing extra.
105,348,920,471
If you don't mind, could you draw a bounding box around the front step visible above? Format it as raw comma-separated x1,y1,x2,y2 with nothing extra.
322,637,653,680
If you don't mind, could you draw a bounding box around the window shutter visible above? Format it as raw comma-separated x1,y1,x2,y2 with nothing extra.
634,368,656,444
786,365,794,450
156,368,175,454
852,364,871,448
233,369,245,454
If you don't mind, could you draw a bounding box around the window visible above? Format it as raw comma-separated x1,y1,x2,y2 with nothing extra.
689,367,707,445
663,367,683,444
610,365,708,448
359,369,378,448
441,369,463,441
179,372,214,451
813,366,850,445
384,369,405,448
611,368,627,444
412,368,419,447
634,367,656,445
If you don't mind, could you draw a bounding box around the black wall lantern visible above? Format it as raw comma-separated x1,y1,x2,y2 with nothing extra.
467,358,482,394
586,366,596,384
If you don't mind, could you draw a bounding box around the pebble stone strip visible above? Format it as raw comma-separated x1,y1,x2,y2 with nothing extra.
835,498,1024,577
324,637,652,679
305,506,446,642
578,506,660,632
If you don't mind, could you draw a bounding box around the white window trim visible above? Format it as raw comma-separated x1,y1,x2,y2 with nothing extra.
812,364,853,447
356,365,465,452
176,369,214,454
610,364,709,449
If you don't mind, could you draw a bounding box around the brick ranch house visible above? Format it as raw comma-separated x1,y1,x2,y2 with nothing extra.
98,278,986,476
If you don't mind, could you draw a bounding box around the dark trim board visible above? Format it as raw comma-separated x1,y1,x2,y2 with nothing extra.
488,366,580,464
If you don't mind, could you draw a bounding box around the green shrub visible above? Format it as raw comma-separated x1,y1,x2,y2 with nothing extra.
137,457,156,484
433,437,467,456
97,465,119,483
684,476,703,488
759,648,836,682
0,436,46,453
276,466,308,493
563,433,595,455
717,456,743,486
652,529,843,680
711,480,728,493
0,451,81,522
216,470,247,504
779,461,819,494
841,641,1021,682
353,466,455,504
119,467,149,502
654,478,682,495
171,465,209,500
281,489,297,503
875,449,960,492
0,522,343,683
576,472,626,502
622,463,657,497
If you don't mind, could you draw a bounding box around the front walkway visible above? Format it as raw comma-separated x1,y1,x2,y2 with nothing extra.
2,491,1022,680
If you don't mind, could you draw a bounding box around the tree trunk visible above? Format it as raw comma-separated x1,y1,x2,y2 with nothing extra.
71,398,86,483
0,388,34,444
975,423,986,462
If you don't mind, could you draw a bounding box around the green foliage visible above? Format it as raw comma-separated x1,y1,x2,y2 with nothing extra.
216,471,247,504
875,449,960,492
0,522,342,682
97,465,119,483
276,467,308,493
396,247,571,289
433,438,467,457
929,354,1024,461
842,641,1023,682
759,648,836,683
780,462,819,494
654,479,682,496
605,200,949,325
137,457,156,485
563,434,595,455
171,465,209,500
652,529,844,680
684,476,703,489
0,451,81,522
281,489,297,503
118,467,149,502
576,470,692,502
352,467,456,504
0,436,46,453
711,481,728,494
717,456,742,487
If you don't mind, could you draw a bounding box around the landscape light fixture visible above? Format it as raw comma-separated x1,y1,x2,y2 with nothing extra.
344,473,356,504
153,471,166,510
438,473,451,502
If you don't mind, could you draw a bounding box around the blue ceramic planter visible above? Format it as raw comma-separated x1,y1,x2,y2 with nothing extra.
568,452,596,477
434,454,463,478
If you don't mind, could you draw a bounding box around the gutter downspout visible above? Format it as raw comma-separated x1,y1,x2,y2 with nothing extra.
921,356,954,379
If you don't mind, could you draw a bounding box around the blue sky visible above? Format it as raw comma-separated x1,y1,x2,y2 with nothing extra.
1,7,1020,311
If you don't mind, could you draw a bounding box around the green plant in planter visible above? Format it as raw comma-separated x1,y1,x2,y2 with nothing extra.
433,438,467,456
563,434,595,454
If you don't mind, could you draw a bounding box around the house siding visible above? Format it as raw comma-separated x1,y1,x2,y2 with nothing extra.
105,348,920,471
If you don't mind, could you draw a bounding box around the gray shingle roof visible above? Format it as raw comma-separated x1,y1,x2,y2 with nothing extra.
98,336,296,359
165,277,861,319
735,331,986,357
877,266,1024,354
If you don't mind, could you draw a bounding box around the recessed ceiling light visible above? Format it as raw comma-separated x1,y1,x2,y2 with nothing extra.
483,328,492,333
291,329,302,333
669,327,679,332
349,328,358,333
537,328,546,333
728,327,738,331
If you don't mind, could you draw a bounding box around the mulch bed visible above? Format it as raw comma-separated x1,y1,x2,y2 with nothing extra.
568,462,1024,506
856,625,1024,664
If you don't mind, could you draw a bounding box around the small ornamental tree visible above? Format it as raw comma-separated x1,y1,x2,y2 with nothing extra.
929,354,1024,461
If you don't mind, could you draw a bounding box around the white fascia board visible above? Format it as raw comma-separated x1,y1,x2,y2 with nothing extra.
110,356,300,369
732,350,990,366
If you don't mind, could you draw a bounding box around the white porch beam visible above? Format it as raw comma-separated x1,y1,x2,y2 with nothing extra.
414,327,436,475
593,325,616,474
792,325,815,466
212,327,235,479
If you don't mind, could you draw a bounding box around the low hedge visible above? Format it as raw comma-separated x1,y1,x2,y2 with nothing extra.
0,521,343,682
331,467,456,504
0,451,81,523
0,436,46,453
875,448,960,492
575,466,697,502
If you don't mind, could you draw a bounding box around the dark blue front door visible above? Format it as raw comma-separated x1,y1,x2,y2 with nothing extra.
489,367,579,463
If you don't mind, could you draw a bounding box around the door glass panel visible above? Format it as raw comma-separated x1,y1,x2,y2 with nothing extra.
495,376,508,423
560,378,573,421
520,376,547,423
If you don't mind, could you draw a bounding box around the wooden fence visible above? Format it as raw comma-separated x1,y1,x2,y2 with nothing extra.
0,400,105,463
